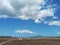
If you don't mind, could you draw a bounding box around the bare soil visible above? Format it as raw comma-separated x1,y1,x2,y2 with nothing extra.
0,38,60,45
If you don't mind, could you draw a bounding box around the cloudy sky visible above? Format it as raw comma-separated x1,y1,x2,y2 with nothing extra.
0,0,60,37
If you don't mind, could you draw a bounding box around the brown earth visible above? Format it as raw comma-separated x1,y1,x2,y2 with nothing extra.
0,38,60,45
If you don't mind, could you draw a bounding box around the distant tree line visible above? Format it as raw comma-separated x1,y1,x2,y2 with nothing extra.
0,35,60,38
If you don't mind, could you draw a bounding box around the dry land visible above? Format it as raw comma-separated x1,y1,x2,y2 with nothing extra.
0,38,60,45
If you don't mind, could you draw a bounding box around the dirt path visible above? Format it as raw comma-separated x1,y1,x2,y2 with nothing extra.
0,40,12,45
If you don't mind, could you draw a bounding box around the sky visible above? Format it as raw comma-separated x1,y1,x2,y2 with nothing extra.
0,0,60,37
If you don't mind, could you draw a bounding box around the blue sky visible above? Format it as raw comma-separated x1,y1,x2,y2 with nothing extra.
0,0,60,37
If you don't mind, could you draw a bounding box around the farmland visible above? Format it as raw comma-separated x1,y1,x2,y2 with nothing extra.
0,38,60,45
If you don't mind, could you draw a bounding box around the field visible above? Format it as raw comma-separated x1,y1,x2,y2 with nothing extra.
0,38,60,45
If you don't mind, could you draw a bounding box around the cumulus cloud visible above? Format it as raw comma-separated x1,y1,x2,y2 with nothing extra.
0,0,15,15
44,21,60,26
19,5,55,22
15,29,36,34
34,19,41,23
48,21,60,26
0,0,58,24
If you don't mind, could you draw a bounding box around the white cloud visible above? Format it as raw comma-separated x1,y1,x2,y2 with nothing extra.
15,29,36,34
18,5,56,23
45,21,60,26
0,0,58,24
53,16,58,19
34,19,41,23
0,0,15,14
36,8,55,19
0,15,9,18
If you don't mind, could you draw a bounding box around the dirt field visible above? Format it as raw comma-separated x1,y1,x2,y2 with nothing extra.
0,38,60,45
